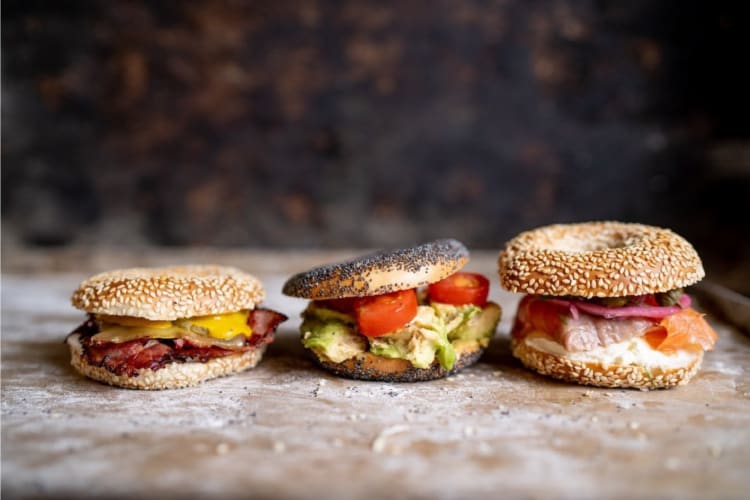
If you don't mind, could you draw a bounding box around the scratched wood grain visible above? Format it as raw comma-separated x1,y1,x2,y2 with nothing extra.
2,251,749,499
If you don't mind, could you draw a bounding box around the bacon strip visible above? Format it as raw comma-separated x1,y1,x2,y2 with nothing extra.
81,336,237,376
70,307,287,376
247,308,288,346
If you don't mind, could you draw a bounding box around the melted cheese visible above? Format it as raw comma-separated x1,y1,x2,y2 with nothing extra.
91,326,247,349
95,311,253,342
93,326,187,343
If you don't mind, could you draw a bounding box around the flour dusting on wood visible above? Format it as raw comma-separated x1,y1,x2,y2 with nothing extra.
3,271,750,499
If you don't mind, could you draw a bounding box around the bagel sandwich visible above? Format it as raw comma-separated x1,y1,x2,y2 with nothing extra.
283,239,501,382
67,265,287,389
499,222,718,390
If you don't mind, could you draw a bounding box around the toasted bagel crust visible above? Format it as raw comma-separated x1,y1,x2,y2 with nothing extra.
66,333,266,390
499,222,704,298
511,337,703,390
283,239,469,299
71,265,265,320
311,342,485,382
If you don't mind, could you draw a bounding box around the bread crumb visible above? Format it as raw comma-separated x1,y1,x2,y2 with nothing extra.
215,442,230,455
372,425,410,454
590,416,599,423
273,441,286,453
628,421,640,430
464,426,475,437
318,379,327,386
581,390,594,397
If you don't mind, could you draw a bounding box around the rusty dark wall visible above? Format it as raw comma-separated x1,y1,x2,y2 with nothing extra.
2,1,749,287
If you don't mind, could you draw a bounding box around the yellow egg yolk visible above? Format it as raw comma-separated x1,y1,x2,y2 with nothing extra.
183,311,253,339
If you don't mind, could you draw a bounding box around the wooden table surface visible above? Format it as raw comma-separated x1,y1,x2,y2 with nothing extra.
2,249,749,499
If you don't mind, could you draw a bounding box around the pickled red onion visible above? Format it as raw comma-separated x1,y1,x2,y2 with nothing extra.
546,294,691,320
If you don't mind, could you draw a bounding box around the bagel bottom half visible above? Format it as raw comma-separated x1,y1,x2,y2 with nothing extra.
310,342,486,382
67,333,267,390
511,337,703,390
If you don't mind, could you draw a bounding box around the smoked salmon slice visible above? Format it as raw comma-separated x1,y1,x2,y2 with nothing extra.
643,308,718,353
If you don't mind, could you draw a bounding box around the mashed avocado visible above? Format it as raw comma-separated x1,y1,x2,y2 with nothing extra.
300,299,501,370
300,307,367,363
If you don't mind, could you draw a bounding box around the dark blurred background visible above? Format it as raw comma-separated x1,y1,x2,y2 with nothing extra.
2,1,749,292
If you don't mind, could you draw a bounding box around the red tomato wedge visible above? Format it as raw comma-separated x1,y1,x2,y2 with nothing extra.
428,272,490,306
315,297,358,313
353,289,418,337
643,308,718,353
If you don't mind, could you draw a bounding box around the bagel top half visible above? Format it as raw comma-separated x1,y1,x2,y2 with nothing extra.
499,221,704,298
283,239,469,299
71,265,265,320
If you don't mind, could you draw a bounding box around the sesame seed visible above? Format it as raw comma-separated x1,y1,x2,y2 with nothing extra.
498,222,704,298
511,337,703,389
71,265,265,319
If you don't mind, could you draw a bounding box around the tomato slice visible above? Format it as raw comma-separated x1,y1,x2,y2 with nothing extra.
315,297,358,313
428,272,490,306
353,289,418,337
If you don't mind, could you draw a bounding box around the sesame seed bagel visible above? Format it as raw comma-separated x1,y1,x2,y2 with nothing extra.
311,342,485,382
511,337,703,390
71,265,265,320
499,222,704,298
66,333,267,390
283,239,469,299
